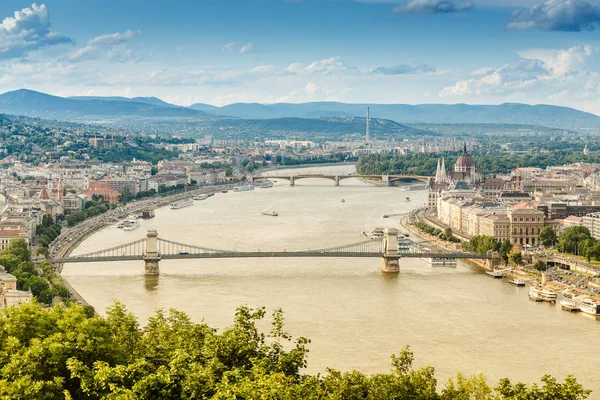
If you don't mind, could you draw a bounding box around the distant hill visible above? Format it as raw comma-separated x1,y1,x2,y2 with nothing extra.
204,116,437,140
0,89,213,121
69,95,177,108
189,101,600,131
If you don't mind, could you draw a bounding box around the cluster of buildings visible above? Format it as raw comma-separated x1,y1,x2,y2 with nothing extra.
0,265,31,309
429,148,600,245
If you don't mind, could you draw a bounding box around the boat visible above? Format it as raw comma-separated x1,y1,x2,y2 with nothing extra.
341,198,346,203
222,190,229,193
422,257,457,267
528,286,557,302
574,295,600,316
207,193,214,197
560,299,580,312
142,208,155,219
406,197,411,202
485,269,508,279
193,194,209,201
122,216,140,231
233,184,255,192
170,199,194,209
259,181,274,188
508,278,526,286
261,211,278,217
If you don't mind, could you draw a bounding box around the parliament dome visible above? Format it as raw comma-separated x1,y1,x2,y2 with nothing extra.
455,144,475,172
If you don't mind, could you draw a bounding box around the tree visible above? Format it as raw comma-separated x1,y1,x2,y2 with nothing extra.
558,226,592,254
539,226,557,248
499,239,513,264
0,302,592,399
534,260,548,271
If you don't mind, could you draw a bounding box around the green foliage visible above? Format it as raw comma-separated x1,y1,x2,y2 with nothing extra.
534,260,548,271
66,198,112,227
463,235,501,255
539,226,558,248
557,226,592,254
415,222,460,243
356,149,600,176
0,302,590,399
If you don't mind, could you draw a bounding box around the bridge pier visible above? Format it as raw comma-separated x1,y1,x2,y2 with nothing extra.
143,229,161,275
485,251,501,270
382,175,391,187
381,228,400,273
290,176,295,187
335,176,340,186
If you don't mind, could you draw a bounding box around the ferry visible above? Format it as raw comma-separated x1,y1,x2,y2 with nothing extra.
258,181,274,188
528,286,557,303
508,278,526,286
170,199,193,209
193,194,209,201
122,216,140,231
233,184,255,192
574,295,600,316
261,211,278,217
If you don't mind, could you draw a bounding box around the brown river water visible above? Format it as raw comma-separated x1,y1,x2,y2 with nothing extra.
62,165,600,392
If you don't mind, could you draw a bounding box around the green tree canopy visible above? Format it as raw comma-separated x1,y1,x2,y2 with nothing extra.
539,226,558,248
558,226,592,254
0,302,591,399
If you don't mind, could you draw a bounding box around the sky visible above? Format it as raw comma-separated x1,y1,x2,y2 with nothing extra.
1,0,600,114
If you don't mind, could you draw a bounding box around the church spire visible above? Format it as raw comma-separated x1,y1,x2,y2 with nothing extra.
463,142,467,153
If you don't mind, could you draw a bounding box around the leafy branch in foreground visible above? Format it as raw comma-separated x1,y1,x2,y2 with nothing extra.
0,302,591,399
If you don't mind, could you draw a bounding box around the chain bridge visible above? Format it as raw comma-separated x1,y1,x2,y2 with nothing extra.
51,229,495,275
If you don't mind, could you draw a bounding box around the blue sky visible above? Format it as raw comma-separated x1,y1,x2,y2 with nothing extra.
1,0,600,114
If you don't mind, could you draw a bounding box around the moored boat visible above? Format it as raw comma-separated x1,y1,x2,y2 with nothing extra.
261,211,278,217
509,278,526,286
574,295,600,316
122,216,140,231
529,286,557,302
193,194,209,201
233,184,255,192
258,180,274,188
170,199,193,209
142,208,155,219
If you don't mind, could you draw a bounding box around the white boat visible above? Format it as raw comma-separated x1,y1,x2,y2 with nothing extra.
422,257,457,267
529,286,557,302
574,295,600,316
122,216,140,231
485,269,508,279
193,194,209,201
258,181,274,188
261,211,278,217
508,278,526,286
170,199,194,209
233,184,255,192
560,299,580,312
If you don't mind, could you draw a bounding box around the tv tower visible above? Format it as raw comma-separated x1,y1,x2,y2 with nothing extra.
366,106,370,143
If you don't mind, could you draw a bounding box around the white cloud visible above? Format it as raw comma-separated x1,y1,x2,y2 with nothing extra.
393,0,473,14
221,42,236,52
240,43,254,54
68,30,138,63
440,45,595,98
0,3,73,59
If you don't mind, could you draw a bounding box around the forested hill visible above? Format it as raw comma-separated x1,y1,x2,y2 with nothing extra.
356,150,600,176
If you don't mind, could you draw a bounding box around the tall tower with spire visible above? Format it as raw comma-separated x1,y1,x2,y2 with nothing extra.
365,106,370,143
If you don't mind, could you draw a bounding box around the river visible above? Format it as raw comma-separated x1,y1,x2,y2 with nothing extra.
62,165,600,392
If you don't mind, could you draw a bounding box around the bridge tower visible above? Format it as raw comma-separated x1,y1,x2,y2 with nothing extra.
335,176,340,186
381,228,400,273
290,176,295,187
143,229,161,275
382,175,391,187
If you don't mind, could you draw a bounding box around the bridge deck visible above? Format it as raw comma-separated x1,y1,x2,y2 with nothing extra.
54,251,490,263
